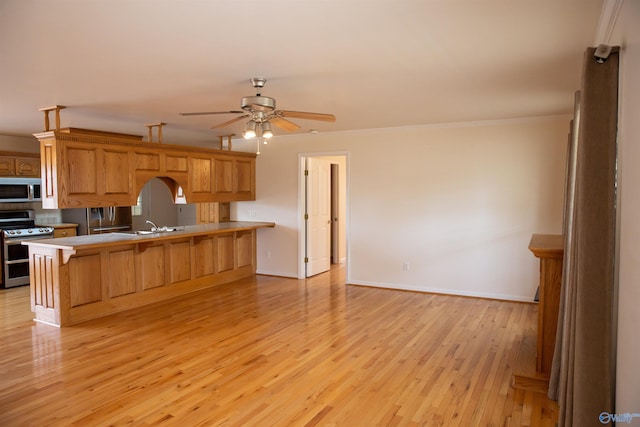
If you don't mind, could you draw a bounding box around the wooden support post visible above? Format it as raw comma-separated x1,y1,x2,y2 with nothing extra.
38,105,66,131
218,134,234,151
145,122,166,144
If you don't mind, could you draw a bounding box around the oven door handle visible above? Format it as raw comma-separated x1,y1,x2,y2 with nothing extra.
5,259,30,265
5,236,53,244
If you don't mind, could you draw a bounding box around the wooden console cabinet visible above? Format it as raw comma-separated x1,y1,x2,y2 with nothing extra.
528,234,564,375
33,128,256,209
512,234,564,394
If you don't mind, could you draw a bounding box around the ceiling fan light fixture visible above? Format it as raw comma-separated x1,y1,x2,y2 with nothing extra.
262,121,273,139
243,120,257,139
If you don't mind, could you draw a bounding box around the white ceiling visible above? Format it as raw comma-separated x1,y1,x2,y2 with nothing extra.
0,0,603,146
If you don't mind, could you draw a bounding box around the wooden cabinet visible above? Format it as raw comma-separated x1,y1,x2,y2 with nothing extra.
17,157,40,177
189,156,255,203
51,224,78,238
512,234,564,394
34,128,256,209
36,223,78,238
196,202,230,224
25,223,273,326
0,152,40,177
218,202,231,222
528,234,564,376
62,142,133,206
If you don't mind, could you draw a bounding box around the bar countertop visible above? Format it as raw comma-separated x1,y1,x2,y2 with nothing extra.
22,221,275,251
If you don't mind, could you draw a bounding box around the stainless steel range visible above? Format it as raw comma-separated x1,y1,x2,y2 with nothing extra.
0,210,53,288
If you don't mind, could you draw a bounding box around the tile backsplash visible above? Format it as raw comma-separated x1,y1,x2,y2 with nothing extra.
0,202,62,224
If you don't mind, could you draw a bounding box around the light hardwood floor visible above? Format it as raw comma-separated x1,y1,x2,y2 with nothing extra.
0,266,558,426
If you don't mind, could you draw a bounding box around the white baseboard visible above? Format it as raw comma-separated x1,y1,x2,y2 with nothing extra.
256,269,298,279
347,279,535,303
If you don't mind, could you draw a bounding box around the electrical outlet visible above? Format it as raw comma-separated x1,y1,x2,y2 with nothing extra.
267,251,271,259
403,261,410,271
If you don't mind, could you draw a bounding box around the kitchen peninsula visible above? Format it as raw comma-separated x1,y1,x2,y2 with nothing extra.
23,221,274,326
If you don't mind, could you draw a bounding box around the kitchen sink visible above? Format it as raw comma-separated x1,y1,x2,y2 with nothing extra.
112,227,182,236
135,227,181,235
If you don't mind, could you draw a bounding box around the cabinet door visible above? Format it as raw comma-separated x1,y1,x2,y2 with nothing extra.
190,157,213,194
235,159,254,197
236,230,254,268
15,157,41,177
66,146,98,195
196,202,211,224
212,157,255,201
64,144,132,206
218,202,230,222
0,157,16,176
214,158,233,194
196,202,225,224
102,149,130,195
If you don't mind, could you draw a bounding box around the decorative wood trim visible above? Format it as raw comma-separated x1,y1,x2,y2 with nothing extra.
38,105,66,131
0,150,39,158
145,122,166,144
61,249,76,264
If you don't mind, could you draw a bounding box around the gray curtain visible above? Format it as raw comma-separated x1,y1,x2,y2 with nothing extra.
549,47,619,426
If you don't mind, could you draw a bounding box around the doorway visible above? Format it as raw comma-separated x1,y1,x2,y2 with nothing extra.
298,152,348,279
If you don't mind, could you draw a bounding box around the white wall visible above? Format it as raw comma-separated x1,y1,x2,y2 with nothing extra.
610,0,640,415
235,117,568,301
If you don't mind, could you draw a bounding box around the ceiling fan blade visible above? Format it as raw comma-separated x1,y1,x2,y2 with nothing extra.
180,110,244,116
270,116,301,131
278,110,336,122
211,114,249,129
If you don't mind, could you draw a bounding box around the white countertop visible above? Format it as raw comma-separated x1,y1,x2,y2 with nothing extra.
22,221,275,251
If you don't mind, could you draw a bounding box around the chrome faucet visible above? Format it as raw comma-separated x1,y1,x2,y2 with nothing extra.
145,220,159,232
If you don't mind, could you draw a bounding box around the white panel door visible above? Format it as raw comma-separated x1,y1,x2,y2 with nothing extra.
306,157,331,277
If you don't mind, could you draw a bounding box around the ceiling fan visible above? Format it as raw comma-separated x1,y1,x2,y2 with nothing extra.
179,77,336,139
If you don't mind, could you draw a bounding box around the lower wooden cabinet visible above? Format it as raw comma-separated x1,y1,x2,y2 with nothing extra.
28,228,258,326
51,224,78,238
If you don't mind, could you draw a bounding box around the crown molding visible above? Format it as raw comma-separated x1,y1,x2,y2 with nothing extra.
594,0,624,45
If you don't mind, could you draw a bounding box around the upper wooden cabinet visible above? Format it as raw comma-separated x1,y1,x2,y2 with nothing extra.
33,128,256,209
0,152,41,177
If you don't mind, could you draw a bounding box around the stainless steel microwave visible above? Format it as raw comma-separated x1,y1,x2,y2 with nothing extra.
0,178,42,202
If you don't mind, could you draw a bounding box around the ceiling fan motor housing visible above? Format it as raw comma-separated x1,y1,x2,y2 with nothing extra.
241,96,276,112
